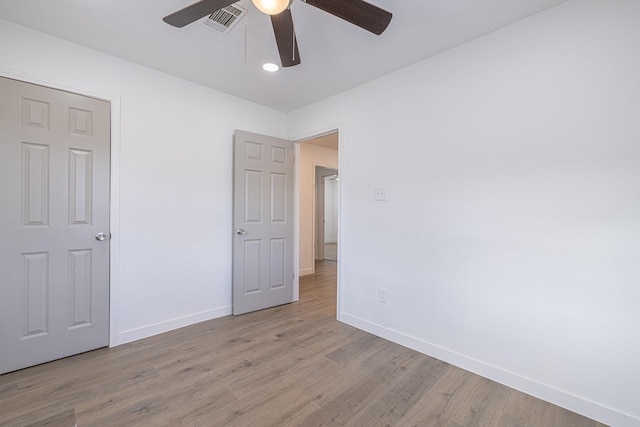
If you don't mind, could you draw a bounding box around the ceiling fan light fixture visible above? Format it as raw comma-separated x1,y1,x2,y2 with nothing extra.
251,0,292,15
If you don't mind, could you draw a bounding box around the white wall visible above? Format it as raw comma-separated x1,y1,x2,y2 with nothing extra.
0,19,287,344
324,177,339,243
298,143,338,275
288,1,640,425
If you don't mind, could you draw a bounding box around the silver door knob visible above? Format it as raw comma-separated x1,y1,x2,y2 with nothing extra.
235,229,246,235
95,232,107,241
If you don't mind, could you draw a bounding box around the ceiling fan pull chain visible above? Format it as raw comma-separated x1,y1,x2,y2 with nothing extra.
291,1,296,61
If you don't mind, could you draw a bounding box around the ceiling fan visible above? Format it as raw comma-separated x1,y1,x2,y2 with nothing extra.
163,0,392,67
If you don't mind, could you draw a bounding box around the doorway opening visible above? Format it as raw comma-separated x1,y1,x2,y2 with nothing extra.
296,130,339,312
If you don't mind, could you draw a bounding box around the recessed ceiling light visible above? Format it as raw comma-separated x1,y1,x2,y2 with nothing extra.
262,63,279,72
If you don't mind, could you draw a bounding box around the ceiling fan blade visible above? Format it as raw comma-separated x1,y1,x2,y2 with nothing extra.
271,9,301,68
305,0,392,35
163,0,237,27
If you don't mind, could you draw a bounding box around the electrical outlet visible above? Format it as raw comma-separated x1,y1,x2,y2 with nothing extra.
374,186,387,201
378,287,388,303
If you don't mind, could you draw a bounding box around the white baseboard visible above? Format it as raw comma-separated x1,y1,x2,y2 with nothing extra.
299,267,314,276
117,305,232,345
340,313,639,427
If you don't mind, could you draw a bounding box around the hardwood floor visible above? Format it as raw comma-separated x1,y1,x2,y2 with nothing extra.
0,261,606,427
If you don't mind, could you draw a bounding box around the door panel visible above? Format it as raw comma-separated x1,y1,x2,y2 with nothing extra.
233,130,294,315
21,252,50,338
0,77,110,374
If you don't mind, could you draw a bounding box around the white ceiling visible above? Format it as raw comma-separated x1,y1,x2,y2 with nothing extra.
0,0,566,112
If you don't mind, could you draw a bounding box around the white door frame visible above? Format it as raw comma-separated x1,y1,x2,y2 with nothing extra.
0,67,122,347
293,126,342,320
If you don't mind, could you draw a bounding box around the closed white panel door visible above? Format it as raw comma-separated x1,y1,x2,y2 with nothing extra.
0,77,110,374
233,130,294,315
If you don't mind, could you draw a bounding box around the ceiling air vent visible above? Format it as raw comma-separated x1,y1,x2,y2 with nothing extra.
203,3,246,34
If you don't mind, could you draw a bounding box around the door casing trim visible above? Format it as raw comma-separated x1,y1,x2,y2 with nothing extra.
0,67,122,347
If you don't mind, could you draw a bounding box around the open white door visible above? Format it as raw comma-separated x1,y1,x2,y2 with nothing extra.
233,130,294,315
